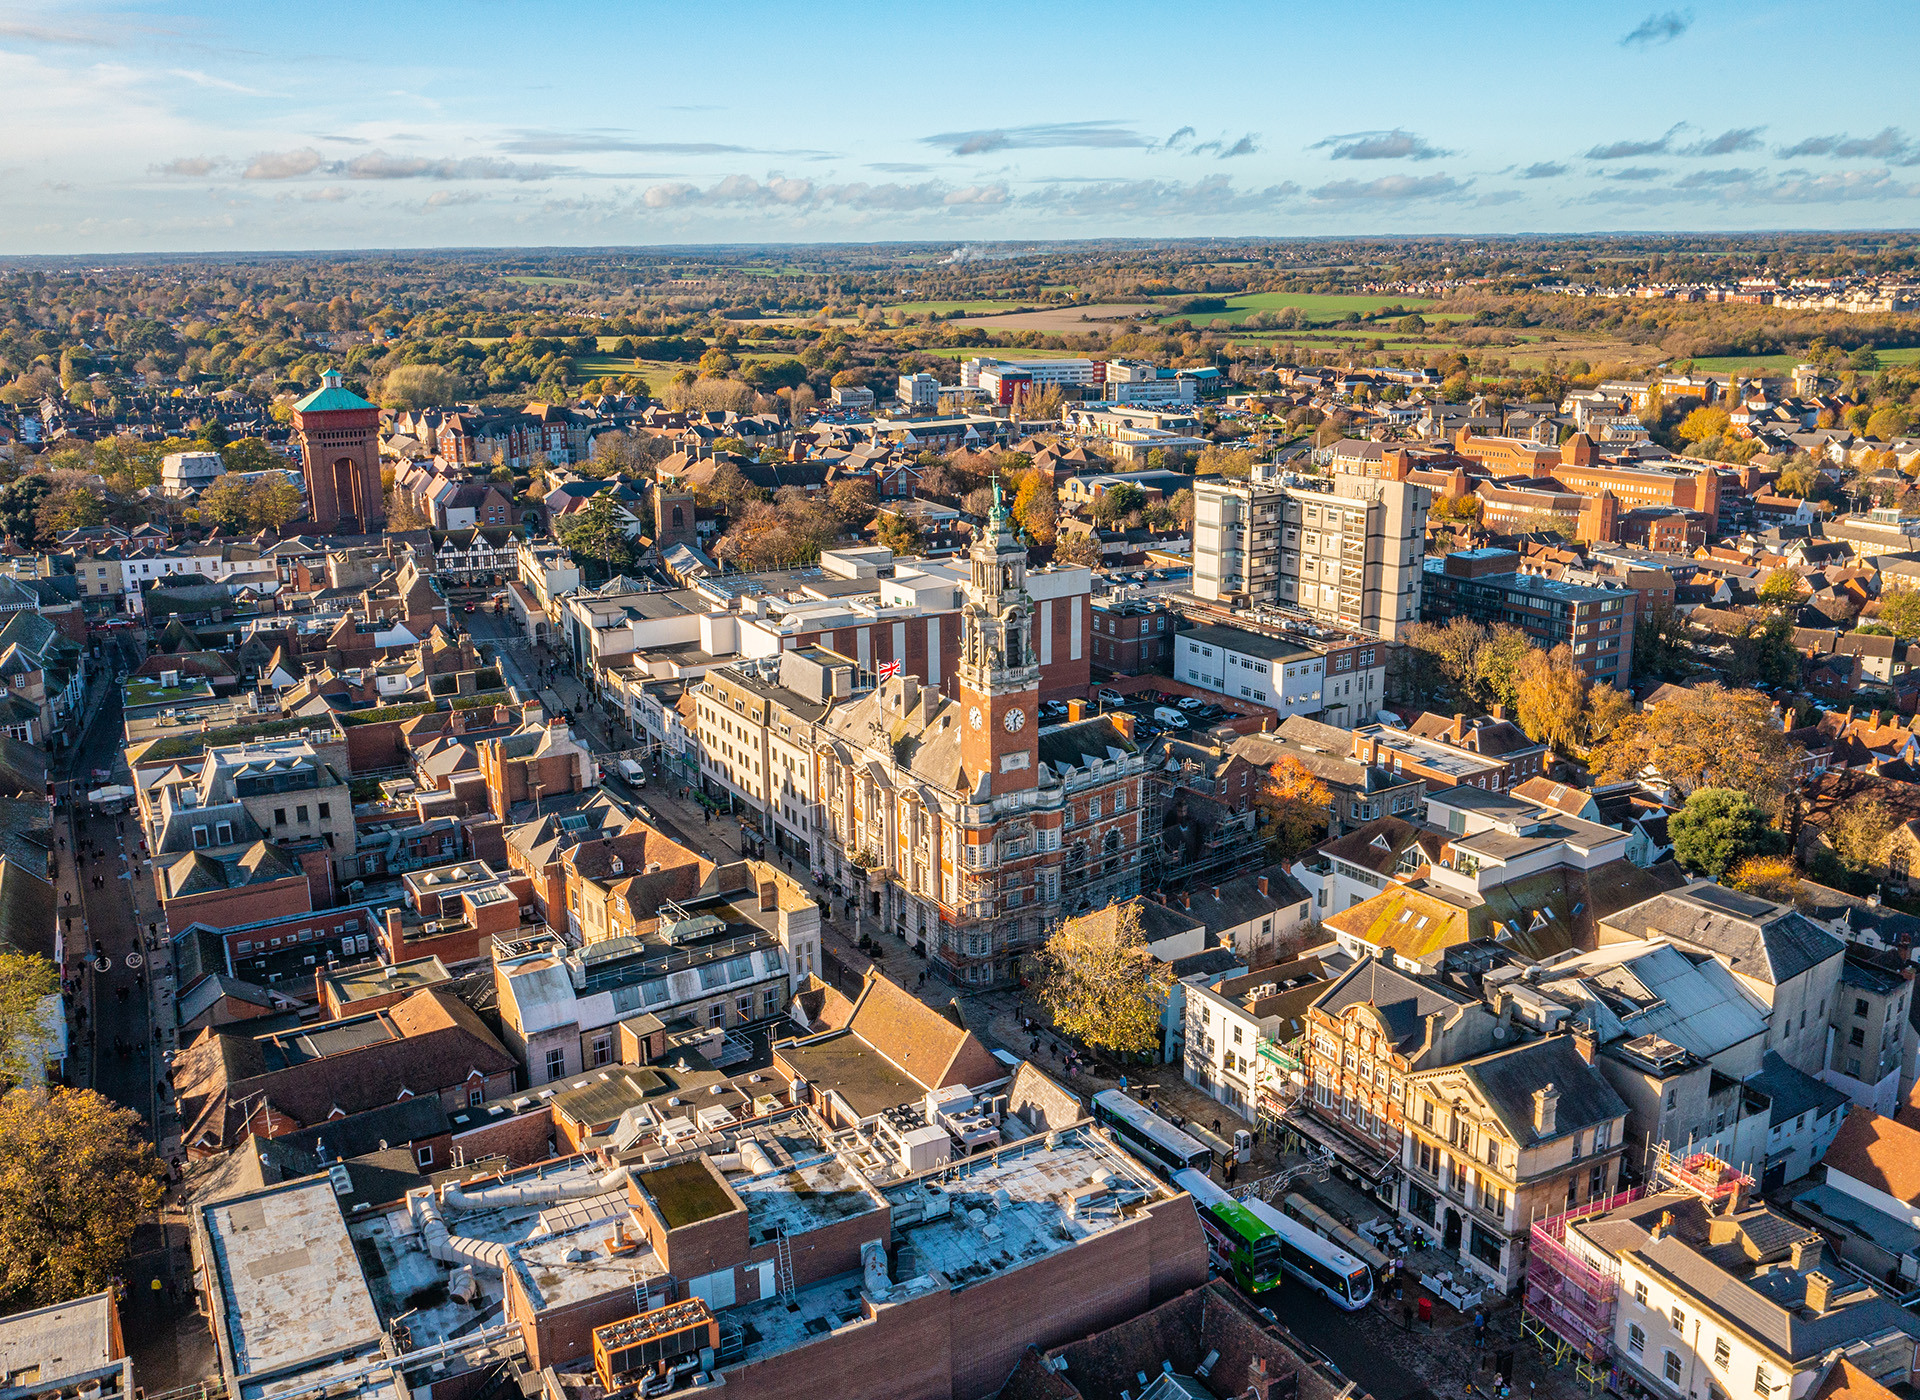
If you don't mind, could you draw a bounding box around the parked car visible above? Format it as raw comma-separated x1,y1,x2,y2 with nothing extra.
1176,696,1205,710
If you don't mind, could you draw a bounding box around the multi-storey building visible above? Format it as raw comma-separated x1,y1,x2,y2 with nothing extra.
1174,619,1388,728
693,648,858,866
1292,957,1495,1203
1193,459,1428,642
1089,593,1175,676
1400,1032,1629,1294
1422,549,1636,689
812,487,1149,986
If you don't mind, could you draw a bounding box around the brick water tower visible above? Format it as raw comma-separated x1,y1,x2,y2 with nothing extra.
293,368,384,533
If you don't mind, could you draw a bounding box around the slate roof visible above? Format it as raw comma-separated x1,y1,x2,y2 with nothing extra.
0,855,55,960
1037,715,1139,774
1313,956,1474,1054
1601,882,1844,986
1746,1050,1850,1128
1313,816,1428,876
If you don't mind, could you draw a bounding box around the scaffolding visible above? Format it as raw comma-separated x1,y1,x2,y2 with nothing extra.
1521,1187,1642,1366
1521,1150,1755,1374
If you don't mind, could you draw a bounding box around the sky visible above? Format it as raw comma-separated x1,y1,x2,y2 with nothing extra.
4,0,1920,254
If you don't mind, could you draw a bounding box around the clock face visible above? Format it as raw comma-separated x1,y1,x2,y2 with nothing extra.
1004,707,1025,733
968,706,983,730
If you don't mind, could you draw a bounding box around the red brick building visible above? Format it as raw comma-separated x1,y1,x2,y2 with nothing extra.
292,370,384,533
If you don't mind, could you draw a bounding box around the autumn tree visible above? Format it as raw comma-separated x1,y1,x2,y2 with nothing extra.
1512,645,1589,761
33,485,105,540
384,489,427,532
250,474,304,531
827,477,876,530
1825,795,1895,877
1013,473,1059,545
1585,683,1632,746
220,436,275,474
1669,787,1786,880
1256,755,1333,859
1473,625,1533,712
873,512,923,556
0,1087,164,1309
1036,902,1172,1057
1589,684,1801,813
380,363,464,410
0,955,56,1089
1052,530,1101,567
1728,855,1801,905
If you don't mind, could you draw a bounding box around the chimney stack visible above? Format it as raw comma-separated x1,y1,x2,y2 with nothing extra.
1247,1357,1274,1400
1212,886,1222,900
1258,876,1269,897
1791,1238,1825,1276
1572,1025,1597,1064
1182,892,1192,910
1803,1272,1833,1314
1067,698,1087,721
1533,1083,1559,1136
758,881,777,911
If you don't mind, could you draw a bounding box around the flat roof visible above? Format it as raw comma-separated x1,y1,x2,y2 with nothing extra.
1177,623,1312,663
779,1030,926,1120
323,955,450,1003
0,1294,116,1388
732,1153,884,1245
1364,726,1505,779
201,1178,392,1400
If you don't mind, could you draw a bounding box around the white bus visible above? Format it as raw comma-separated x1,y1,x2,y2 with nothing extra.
1243,1198,1373,1310
1092,1089,1212,1179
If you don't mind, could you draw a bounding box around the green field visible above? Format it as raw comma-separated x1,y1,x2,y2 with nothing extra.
890,299,1026,315
502,274,587,287
1691,347,1920,373
1156,291,1439,326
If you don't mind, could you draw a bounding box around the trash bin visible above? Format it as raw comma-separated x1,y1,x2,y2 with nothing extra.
1418,1297,1433,1325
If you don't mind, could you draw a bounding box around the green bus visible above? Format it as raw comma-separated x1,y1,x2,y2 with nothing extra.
1176,1168,1283,1294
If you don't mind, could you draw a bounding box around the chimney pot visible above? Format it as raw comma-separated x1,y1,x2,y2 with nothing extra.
1532,1082,1559,1135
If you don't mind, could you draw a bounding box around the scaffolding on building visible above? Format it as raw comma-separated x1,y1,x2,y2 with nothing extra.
1520,1149,1753,1378
1141,752,1270,895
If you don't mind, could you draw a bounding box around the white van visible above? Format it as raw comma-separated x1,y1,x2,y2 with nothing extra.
1152,706,1189,728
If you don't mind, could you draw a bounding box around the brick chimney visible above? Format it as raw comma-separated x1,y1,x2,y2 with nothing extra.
1803,1271,1834,1313
1067,699,1087,721
1791,1238,1824,1275
1532,1083,1559,1135
1182,892,1191,910
1112,711,1136,743
1257,876,1269,897
1572,1026,1597,1064
1247,1356,1275,1400
1212,886,1222,900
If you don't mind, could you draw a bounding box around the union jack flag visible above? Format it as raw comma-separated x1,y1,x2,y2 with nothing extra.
876,659,902,681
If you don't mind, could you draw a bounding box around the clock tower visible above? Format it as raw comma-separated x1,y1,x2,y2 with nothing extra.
958,477,1041,795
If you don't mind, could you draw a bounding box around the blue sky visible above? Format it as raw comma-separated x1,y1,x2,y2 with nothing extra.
4,0,1919,253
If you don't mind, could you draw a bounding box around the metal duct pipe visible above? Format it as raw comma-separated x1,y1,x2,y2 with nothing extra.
412,1191,512,1271
739,1140,775,1175
439,1164,630,1212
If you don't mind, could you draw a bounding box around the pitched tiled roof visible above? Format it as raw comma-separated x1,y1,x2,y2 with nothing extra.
844,970,1002,1091
1821,1106,1920,1205
1601,882,1843,986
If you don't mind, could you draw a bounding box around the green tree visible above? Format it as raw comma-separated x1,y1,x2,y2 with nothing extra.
1473,626,1533,711
1757,568,1801,610
1036,903,1171,1057
220,436,275,474
195,473,256,531
1668,787,1785,881
1878,589,1920,639
249,474,305,532
0,1087,165,1309
34,486,105,539
557,494,635,578
1091,483,1147,527
1866,406,1912,442
1632,597,1688,681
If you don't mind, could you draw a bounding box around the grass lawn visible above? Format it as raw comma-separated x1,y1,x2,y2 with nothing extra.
1156,290,1438,326
502,274,586,287
1690,347,1920,374
890,299,1027,315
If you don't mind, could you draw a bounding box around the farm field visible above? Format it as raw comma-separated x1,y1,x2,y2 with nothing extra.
1155,291,1440,325
957,303,1159,332
1691,347,1920,373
